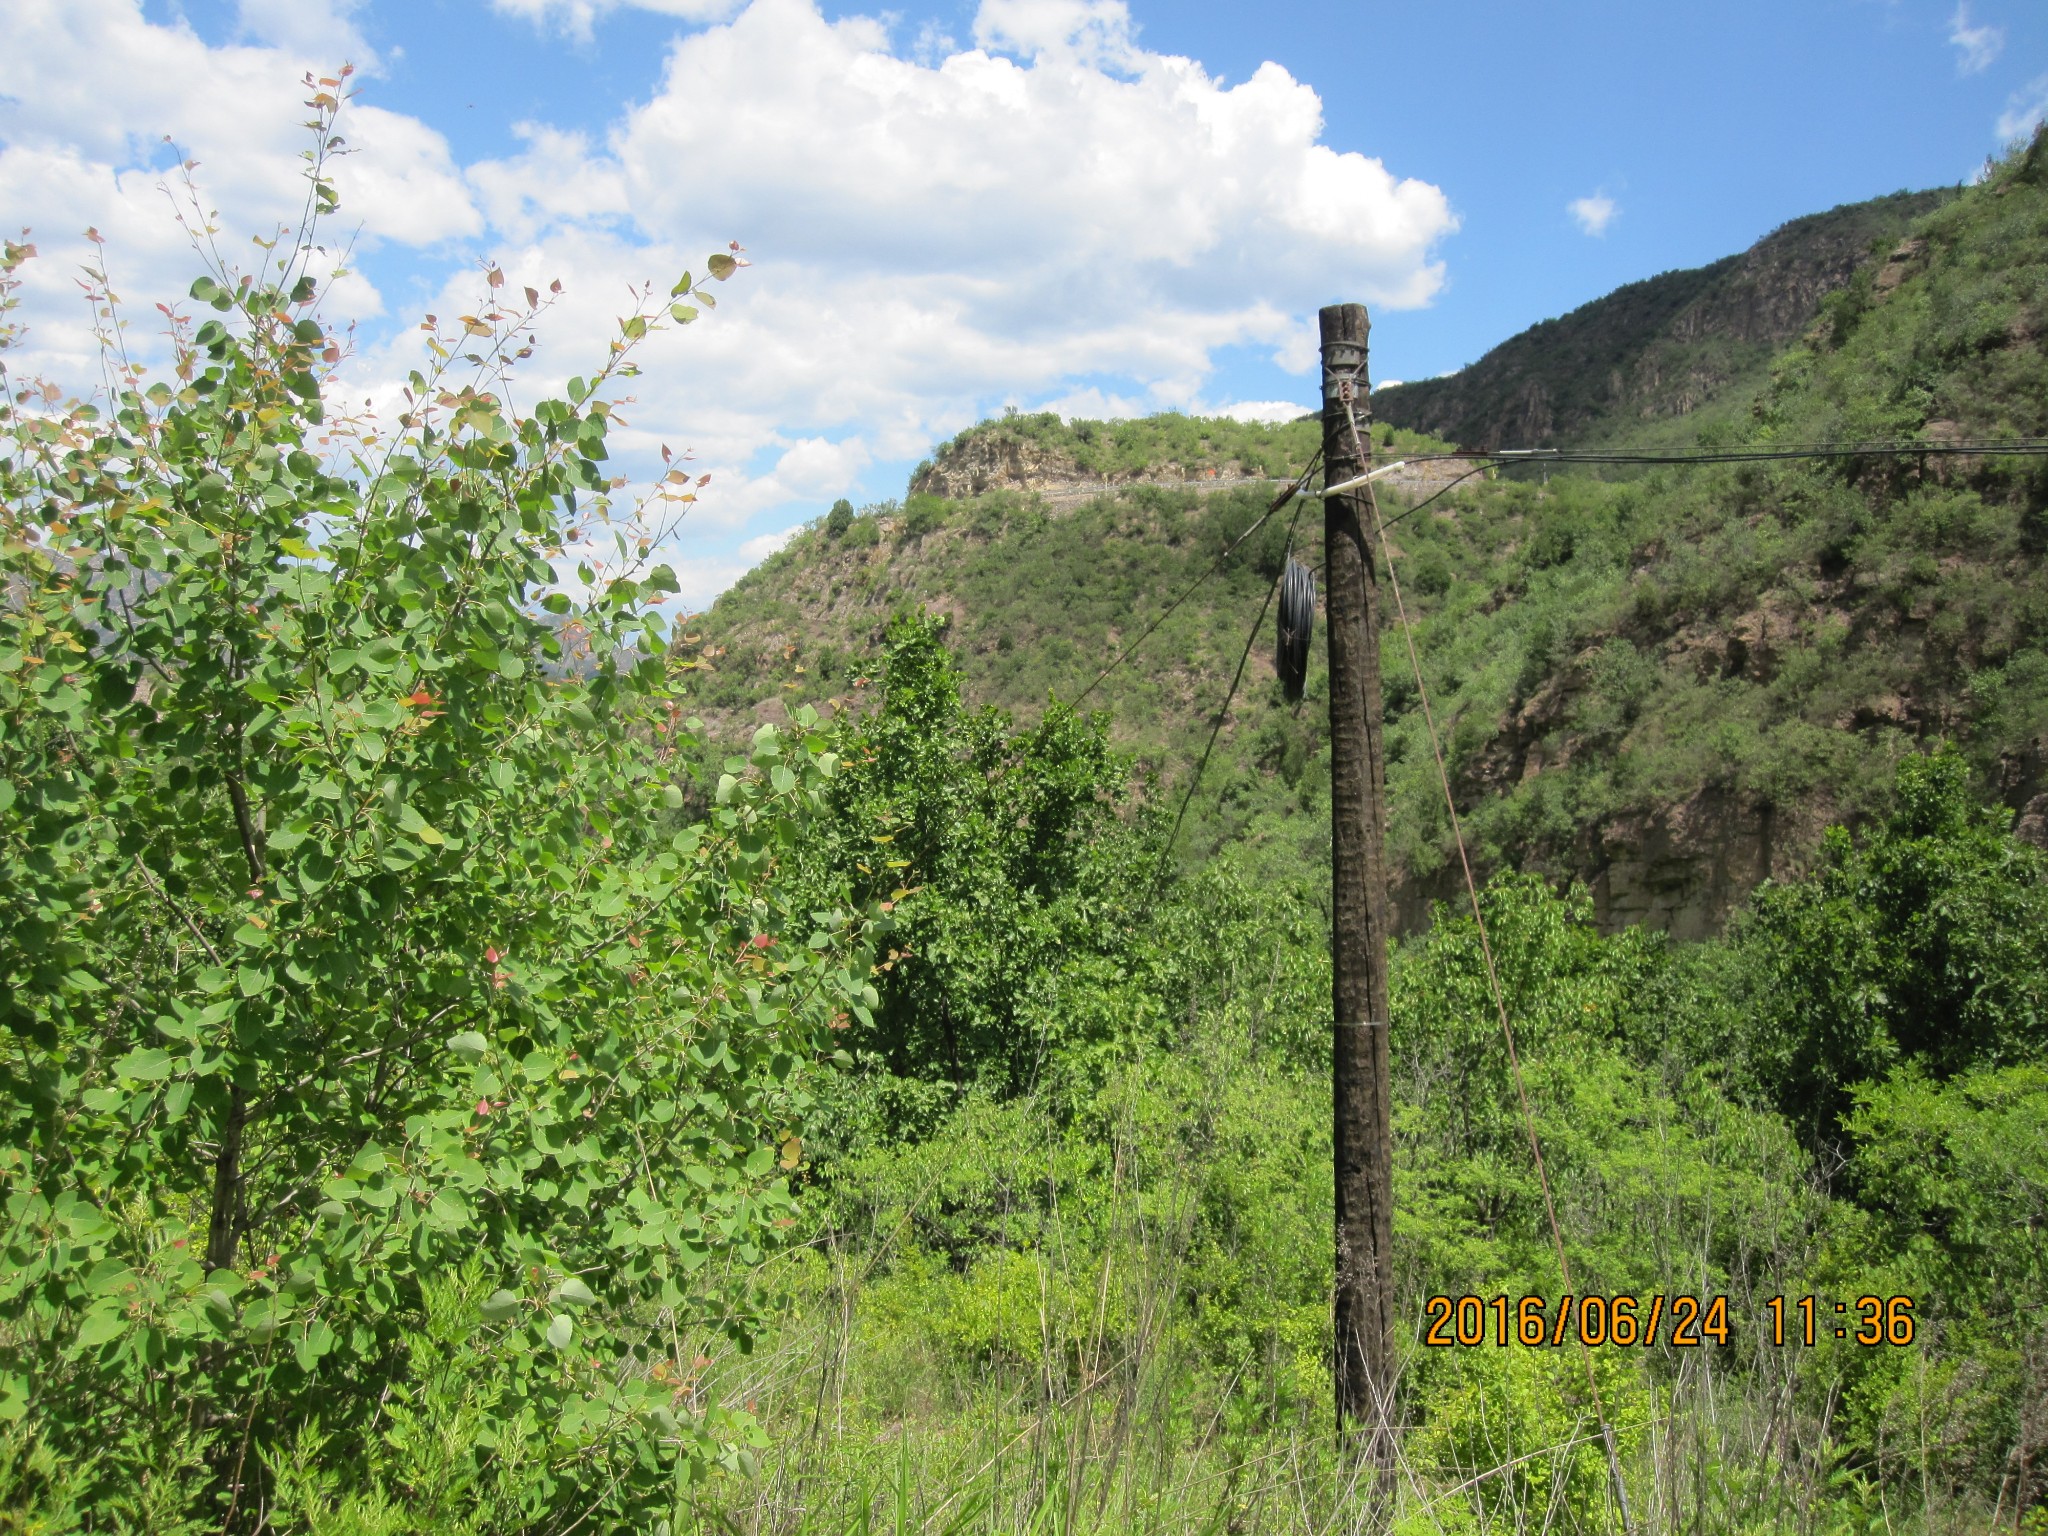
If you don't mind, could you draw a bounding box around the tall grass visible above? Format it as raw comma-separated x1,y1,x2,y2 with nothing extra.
671,1069,2010,1536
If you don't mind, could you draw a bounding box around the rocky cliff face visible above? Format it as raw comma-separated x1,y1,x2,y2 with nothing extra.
908,431,1292,509
1374,189,1954,452
910,424,1480,508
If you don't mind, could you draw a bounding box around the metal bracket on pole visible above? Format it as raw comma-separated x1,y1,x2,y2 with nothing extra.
1312,462,1409,498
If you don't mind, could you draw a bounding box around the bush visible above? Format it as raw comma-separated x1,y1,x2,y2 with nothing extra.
0,107,871,1529
1735,748,2048,1151
899,493,948,541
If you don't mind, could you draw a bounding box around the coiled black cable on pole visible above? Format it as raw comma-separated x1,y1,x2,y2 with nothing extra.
1276,557,1316,702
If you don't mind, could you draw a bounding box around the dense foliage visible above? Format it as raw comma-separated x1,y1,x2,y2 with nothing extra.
0,117,871,1530
2,97,2046,1536
685,729,2045,1534
797,613,1169,1124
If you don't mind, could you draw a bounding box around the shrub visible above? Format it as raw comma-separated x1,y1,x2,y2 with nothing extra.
0,106,871,1528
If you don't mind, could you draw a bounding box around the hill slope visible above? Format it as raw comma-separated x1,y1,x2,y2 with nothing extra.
1372,188,1953,451
679,141,2048,936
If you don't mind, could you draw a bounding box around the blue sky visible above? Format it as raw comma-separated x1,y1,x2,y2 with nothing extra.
7,0,2046,604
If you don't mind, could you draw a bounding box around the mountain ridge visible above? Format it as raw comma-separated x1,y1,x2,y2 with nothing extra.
679,144,2047,938
1373,188,1955,451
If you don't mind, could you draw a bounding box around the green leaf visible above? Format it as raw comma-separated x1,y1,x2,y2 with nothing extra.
114,1048,175,1082
545,1313,574,1351
482,1289,522,1323
294,1319,335,1372
669,303,699,325
707,253,738,280
551,1276,596,1308
74,1308,128,1349
402,807,446,845
448,1031,488,1062
189,276,222,303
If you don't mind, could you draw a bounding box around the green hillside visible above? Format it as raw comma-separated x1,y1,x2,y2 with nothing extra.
1372,188,1953,452
9,98,2048,1536
681,140,2047,936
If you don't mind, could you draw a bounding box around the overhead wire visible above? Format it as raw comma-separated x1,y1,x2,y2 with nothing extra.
1366,437,2048,466
1074,432,2025,713
1331,437,2048,537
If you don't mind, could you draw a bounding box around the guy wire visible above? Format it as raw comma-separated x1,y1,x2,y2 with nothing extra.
1151,489,1312,889
1073,449,1322,708
1340,391,1639,1536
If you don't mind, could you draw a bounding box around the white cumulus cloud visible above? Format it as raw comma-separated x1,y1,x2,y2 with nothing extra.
1569,193,1619,237
3,0,1457,606
233,0,380,70
1216,400,1313,425
1948,4,2004,75
0,0,475,379
489,0,744,42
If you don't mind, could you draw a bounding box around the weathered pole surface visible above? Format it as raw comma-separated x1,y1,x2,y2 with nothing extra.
1320,303,1397,1477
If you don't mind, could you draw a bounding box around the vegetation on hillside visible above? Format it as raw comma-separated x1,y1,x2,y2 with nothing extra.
915,409,1326,486
2,96,2045,1536
678,630,2048,1534
685,141,2047,932
1372,188,1952,452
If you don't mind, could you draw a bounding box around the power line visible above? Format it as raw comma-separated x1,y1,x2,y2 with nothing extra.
1369,437,2048,469
1080,432,2032,711
1339,435,2048,536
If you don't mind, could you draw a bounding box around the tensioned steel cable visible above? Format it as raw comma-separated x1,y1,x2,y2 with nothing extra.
1152,489,1314,886
1322,439,2048,532
1078,434,2036,711
1337,386,1642,1535
1071,449,1322,708
1377,437,2048,466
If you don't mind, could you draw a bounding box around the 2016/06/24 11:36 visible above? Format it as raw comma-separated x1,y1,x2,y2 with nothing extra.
1765,1294,1916,1346
1419,1294,1917,1347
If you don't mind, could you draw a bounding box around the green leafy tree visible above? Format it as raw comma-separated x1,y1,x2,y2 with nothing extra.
1737,749,2048,1152
824,498,854,539
801,613,1163,1132
0,93,869,1529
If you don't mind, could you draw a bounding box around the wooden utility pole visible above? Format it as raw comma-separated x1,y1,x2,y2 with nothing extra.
1321,303,1397,1476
